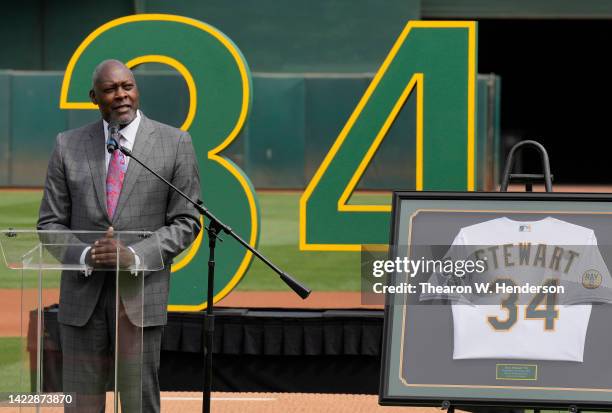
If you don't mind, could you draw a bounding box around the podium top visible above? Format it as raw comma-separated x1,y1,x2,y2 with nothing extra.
0,229,163,272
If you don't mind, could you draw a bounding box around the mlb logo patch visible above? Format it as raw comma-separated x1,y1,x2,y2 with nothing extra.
519,224,531,232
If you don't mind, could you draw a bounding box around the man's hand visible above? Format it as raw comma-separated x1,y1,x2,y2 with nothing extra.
87,227,136,269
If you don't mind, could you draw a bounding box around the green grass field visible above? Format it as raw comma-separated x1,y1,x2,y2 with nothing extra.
0,337,30,392
0,190,390,291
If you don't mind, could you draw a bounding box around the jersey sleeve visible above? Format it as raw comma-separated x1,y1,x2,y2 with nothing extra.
419,230,474,304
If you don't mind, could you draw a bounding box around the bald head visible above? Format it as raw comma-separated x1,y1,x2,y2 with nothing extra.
89,59,140,125
92,59,134,86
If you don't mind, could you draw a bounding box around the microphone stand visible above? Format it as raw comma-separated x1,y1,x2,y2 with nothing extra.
114,144,311,413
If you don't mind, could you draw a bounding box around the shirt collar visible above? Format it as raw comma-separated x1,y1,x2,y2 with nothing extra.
102,110,142,146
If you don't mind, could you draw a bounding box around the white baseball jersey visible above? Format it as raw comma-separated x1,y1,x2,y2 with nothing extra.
423,216,612,362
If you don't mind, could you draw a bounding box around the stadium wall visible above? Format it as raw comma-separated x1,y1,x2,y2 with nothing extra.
0,71,500,189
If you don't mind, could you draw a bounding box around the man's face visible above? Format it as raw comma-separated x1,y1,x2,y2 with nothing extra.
89,63,140,125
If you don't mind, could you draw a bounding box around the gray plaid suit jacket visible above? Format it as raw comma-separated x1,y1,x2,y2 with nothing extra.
37,114,201,327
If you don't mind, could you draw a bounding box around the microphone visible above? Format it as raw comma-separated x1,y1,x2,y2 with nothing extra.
106,123,120,153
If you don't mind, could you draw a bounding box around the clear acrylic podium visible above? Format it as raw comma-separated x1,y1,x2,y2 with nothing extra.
0,229,163,412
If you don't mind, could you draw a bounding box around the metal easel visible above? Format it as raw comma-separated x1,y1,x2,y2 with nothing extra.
500,140,553,193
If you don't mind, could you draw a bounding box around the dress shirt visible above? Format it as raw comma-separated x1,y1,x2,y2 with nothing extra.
80,111,143,274
103,110,141,170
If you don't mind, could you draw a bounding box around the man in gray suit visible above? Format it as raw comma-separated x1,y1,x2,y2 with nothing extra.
37,59,201,412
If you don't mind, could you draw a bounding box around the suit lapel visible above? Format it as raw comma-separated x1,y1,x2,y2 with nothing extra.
85,120,110,222
112,115,156,223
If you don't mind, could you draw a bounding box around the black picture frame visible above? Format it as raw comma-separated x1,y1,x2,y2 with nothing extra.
380,190,612,411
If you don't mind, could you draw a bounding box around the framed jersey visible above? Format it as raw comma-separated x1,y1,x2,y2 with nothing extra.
379,191,612,410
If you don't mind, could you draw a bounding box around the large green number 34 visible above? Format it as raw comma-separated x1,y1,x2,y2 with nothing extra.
60,14,258,311
60,16,478,307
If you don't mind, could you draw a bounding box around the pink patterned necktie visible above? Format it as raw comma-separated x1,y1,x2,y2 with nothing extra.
106,136,127,219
